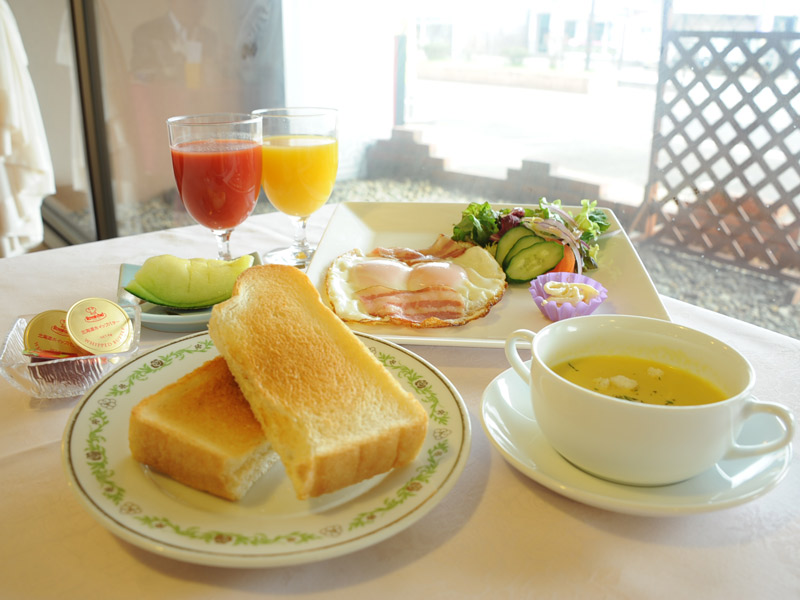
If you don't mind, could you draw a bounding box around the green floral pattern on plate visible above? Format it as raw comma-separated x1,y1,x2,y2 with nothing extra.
80,334,458,550
105,339,214,398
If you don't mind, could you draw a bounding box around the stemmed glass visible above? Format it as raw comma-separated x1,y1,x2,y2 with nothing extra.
252,107,338,268
167,113,262,260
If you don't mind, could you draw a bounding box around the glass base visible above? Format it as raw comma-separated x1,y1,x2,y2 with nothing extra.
262,245,315,269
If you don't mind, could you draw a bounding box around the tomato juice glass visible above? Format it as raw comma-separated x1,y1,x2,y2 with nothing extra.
167,113,262,260
252,108,338,269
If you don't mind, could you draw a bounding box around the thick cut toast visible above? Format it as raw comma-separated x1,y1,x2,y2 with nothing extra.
129,356,277,501
208,264,429,500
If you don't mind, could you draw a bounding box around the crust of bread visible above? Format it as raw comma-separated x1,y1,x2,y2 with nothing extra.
128,356,277,501
208,264,429,500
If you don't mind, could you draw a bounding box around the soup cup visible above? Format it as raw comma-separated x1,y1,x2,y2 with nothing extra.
505,315,795,486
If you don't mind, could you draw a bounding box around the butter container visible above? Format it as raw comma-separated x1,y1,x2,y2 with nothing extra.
23,310,83,359
65,298,134,355
0,303,141,399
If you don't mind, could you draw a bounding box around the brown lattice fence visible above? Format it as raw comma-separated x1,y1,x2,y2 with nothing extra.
633,27,800,278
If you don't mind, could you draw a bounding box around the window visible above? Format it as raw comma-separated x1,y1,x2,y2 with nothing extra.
10,0,800,338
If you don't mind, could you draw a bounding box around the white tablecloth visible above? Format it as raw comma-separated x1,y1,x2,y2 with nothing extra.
1,205,798,599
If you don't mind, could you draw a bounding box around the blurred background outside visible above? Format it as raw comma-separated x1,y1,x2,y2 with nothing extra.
6,0,800,337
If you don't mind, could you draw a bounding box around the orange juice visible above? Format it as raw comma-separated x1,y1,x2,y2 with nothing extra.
261,135,338,217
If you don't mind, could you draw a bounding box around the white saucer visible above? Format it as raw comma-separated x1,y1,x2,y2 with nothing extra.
480,364,792,517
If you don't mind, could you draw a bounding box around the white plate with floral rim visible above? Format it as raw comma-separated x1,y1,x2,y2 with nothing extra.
62,331,471,567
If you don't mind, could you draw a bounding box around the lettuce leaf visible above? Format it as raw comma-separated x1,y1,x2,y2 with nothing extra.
574,199,610,243
452,202,499,246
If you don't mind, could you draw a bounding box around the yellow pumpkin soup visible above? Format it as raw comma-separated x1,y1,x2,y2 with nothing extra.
551,355,727,406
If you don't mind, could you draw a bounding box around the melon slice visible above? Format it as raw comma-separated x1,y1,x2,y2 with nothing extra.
125,254,254,309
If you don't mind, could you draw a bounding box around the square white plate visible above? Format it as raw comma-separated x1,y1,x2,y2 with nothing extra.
305,202,669,348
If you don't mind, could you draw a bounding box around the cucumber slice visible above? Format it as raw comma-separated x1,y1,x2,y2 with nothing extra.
503,234,545,268
495,226,538,268
504,241,564,283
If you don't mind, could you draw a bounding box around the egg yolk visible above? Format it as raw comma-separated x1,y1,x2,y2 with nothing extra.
349,258,468,292
350,259,412,290
407,262,467,291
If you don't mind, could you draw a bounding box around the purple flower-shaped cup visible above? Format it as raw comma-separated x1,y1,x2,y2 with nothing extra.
529,272,608,322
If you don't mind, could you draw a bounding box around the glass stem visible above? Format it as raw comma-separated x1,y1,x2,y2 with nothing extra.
291,216,312,262
213,229,233,260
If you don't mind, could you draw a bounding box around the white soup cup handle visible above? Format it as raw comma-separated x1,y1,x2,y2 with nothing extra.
724,399,795,460
505,329,536,386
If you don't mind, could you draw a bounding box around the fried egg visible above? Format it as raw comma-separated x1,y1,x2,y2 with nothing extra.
325,244,507,327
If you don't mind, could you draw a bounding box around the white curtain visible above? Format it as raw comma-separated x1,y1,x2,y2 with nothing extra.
0,0,55,257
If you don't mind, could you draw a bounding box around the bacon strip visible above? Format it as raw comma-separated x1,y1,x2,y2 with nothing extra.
355,284,466,323
368,234,471,265
367,246,430,264
418,234,472,259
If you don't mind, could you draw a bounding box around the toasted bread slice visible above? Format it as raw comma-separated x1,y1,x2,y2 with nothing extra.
129,356,278,501
208,264,429,500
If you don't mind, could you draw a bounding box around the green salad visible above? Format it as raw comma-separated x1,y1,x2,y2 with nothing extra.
452,199,611,283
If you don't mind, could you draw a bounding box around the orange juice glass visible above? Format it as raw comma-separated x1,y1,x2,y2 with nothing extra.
261,135,338,218
253,108,338,268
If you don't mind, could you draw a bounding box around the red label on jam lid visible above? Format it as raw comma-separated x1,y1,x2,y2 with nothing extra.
23,349,82,360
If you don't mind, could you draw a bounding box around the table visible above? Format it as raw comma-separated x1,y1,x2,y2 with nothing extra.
1,205,798,599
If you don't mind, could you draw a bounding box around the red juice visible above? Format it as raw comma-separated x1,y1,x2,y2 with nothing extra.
170,139,262,230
